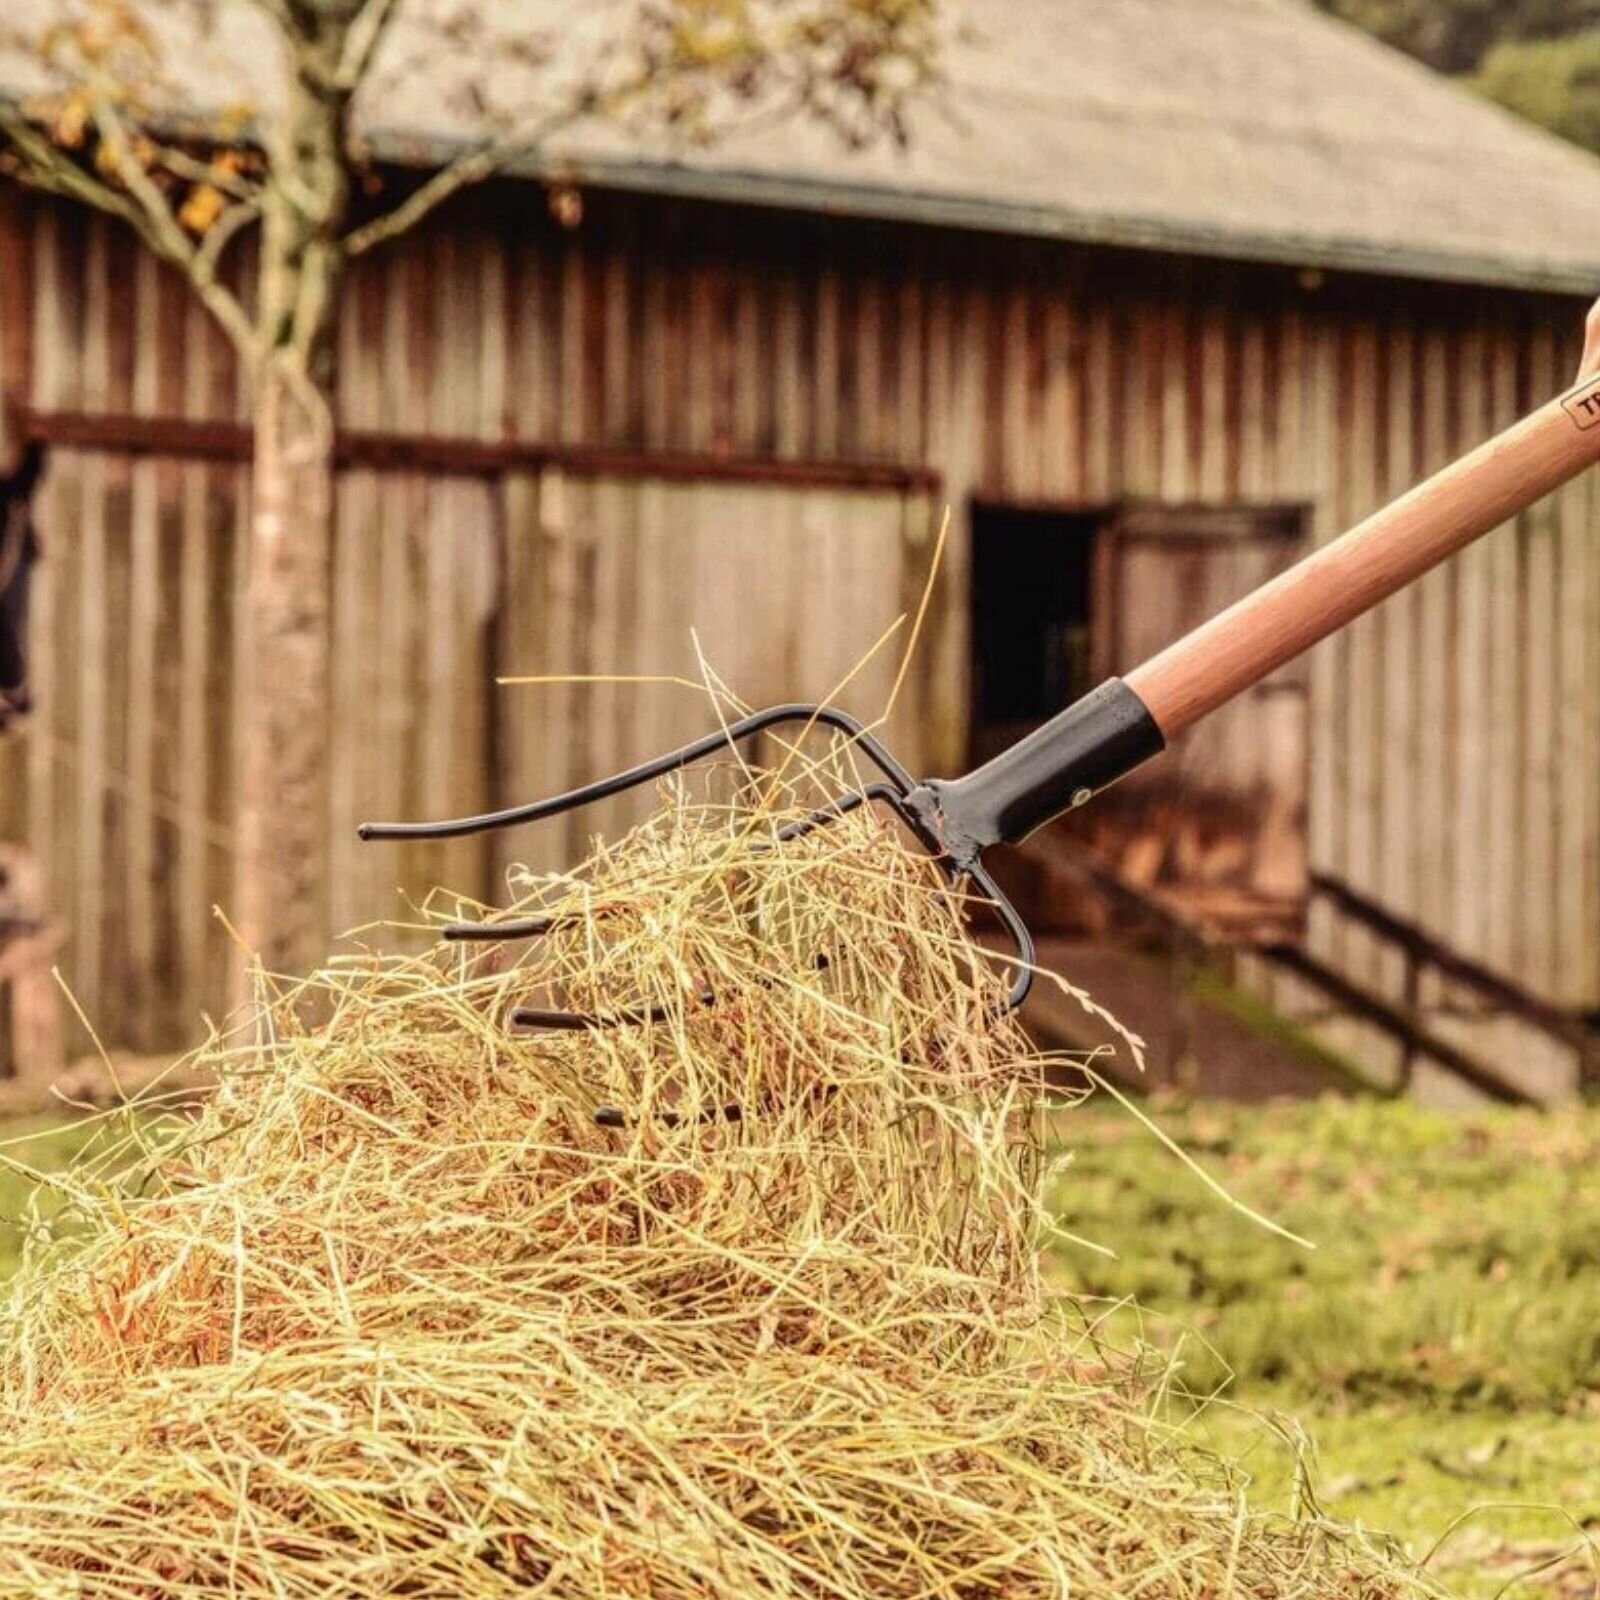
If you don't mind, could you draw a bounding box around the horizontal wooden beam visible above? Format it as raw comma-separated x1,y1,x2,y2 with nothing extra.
1265,943,1533,1106
21,409,943,495
1023,832,1543,1105
24,411,249,462
1309,871,1589,1045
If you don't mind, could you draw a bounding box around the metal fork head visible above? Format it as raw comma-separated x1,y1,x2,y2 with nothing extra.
358,702,1037,1040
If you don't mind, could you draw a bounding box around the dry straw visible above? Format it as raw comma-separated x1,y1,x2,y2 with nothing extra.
0,739,1436,1597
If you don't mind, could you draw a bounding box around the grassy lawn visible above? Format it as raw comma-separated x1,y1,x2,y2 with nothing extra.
0,1113,120,1278
2,1095,1596,1595
1048,1094,1600,1596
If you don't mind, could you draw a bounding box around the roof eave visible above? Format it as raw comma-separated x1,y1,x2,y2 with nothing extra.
511,150,1600,299
4,88,1594,298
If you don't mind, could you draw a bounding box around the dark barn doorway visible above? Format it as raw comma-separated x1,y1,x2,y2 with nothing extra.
968,497,1310,945
968,503,1100,766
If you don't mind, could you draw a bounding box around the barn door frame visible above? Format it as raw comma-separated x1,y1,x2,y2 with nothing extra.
1089,501,1307,682
1085,498,1314,923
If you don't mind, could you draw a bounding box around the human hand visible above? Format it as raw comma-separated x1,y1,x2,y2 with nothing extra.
1580,297,1600,381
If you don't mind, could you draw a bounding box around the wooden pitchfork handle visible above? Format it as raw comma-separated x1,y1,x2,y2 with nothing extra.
1126,370,1600,740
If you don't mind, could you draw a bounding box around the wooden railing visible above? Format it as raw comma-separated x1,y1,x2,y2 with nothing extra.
1022,834,1596,1105
1296,872,1600,1098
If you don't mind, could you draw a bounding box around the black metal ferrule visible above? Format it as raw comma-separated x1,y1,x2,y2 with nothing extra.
919,678,1164,865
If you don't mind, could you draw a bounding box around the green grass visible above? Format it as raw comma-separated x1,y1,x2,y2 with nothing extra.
1048,1094,1600,1595
1197,1403,1600,1593
0,1113,122,1278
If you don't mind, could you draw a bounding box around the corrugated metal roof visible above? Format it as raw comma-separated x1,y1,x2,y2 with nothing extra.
6,0,1600,294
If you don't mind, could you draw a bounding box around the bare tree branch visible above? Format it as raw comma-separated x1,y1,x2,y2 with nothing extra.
0,103,145,222
1,114,262,379
85,92,260,365
337,0,404,91
343,108,572,257
3,120,260,373
194,195,263,283
155,145,262,201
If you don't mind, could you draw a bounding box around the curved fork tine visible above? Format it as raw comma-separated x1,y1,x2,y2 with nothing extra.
447,897,643,943
772,782,906,844
445,781,904,942
856,788,1035,1017
358,703,918,842
965,858,1036,1017
447,779,909,943
497,784,917,1025
460,791,881,1028
511,987,716,1032
511,1004,667,1031
594,1102,743,1130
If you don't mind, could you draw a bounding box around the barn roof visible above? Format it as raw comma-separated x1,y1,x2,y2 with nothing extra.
6,0,1600,295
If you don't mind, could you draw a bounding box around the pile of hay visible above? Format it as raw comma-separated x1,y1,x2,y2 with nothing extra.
0,751,1427,1597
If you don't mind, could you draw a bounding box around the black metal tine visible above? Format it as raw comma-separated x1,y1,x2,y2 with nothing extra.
851,787,1033,1017
511,987,716,1032
594,1101,743,1130
965,858,1036,1016
447,783,907,941
489,783,1026,1044
448,898,642,943
772,782,904,844
507,939,831,1039
515,946,830,1040
366,699,1036,1126
597,1083,844,1130
520,842,1030,1124
511,1006,645,1032
357,703,918,842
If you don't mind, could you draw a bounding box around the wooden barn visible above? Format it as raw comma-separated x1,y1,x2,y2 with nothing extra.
3,0,1600,1101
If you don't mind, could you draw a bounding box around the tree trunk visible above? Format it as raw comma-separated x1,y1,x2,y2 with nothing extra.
233,9,357,980
237,369,334,978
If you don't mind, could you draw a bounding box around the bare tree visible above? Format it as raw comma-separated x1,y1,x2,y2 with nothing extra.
0,0,942,976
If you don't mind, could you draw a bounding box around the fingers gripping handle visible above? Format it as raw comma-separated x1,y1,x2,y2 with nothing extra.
1126,374,1600,740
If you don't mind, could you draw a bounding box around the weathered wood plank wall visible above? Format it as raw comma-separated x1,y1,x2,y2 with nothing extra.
496,474,931,880
0,182,1594,1065
0,198,252,1052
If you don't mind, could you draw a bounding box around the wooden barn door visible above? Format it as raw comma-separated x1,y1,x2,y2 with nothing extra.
494,471,946,877
1083,504,1309,935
